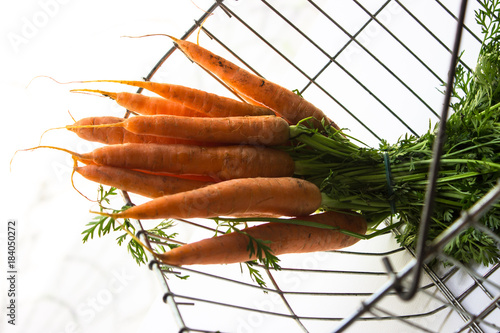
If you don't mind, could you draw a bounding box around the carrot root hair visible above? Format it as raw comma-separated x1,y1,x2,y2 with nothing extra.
67,110,77,123
10,145,94,201
38,126,68,145
25,75,73,89
70,156,95,202
10,145,76,171
39,122,124,145
28,145,82,156
121,33,175,40
70,88,118,100
65,122,124,131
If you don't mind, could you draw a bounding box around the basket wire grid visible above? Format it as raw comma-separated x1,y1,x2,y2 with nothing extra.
116,1,500,332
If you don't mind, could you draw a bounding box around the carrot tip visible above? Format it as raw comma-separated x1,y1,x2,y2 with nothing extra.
89,210,114,218
70,89,118,100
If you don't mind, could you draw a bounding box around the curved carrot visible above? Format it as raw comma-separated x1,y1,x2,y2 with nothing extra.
30,143,295,181
72,89,208,117
75,164,213,198
68,116,218,146
73,81,276,117
94,177,322,220
157,211,367,266
67,115,290,146
169,36,339,129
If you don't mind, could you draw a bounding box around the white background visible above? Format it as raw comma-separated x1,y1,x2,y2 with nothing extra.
1,1,224,332
1,1,498,333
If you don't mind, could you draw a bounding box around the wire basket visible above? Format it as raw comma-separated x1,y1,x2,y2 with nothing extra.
118,1,500,332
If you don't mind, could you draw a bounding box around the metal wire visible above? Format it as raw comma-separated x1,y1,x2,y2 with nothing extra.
122,1,499,332
393,0,469,302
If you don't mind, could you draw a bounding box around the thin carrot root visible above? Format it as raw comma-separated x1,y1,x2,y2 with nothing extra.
67,110,77,123
70,88,118,100
25,75,71,89
121,33,175,40
65,123,123,131
11,145,83,169
15,145,86,161
69,156,95,202
38,128,62,145
38,122,121,145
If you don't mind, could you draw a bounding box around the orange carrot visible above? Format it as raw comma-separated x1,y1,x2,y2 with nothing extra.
74,81,276,117
73,89,208,117
75,164,213,198
169,36,339,129
95,177,322,220
157,211,367,266
33,143,295,181
130,170,217,183
69,115,290,146
69,116,218,146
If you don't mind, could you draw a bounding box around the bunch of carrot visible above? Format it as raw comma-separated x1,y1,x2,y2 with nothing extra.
21,2,499,278
26,36,367,269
